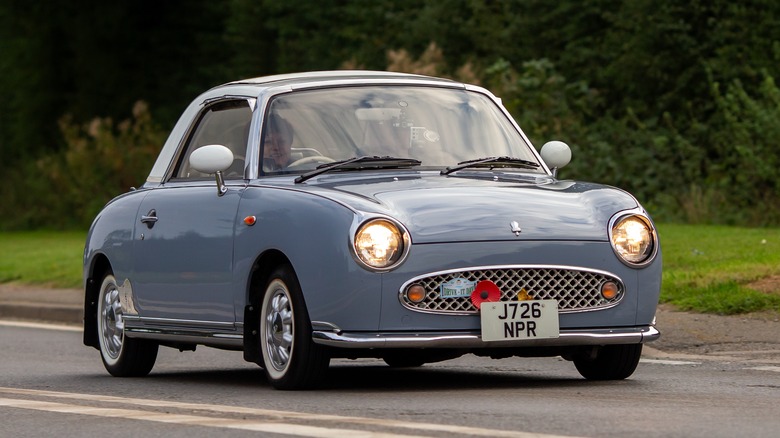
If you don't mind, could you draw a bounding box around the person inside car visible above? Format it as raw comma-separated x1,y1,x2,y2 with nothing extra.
262,113,294,171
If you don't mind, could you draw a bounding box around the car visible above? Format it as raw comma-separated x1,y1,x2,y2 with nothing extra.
83,70,661,389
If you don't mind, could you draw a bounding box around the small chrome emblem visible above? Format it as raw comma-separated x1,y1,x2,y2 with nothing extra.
510,221,522,236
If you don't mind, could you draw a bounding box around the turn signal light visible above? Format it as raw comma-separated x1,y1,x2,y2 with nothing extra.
406,284,426,303
601,281,619,300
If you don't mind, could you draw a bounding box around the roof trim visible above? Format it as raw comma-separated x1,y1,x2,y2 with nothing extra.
224,70,459,87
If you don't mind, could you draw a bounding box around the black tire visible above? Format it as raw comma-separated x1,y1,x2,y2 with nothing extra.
574,344,643,380
259,265,329,390
97,273,158,377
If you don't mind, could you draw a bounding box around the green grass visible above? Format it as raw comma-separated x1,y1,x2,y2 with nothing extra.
658,224,780,314
1,225,780,314
0,231,85,288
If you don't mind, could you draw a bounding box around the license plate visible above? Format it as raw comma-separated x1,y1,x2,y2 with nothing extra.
480,300,559,342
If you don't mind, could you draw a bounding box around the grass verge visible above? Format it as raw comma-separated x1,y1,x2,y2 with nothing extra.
1,225,779,314
0,231,85,288
658,224,780,314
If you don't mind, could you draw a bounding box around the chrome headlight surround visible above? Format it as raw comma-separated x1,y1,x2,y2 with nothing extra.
608,210,658,267
351,216,411,272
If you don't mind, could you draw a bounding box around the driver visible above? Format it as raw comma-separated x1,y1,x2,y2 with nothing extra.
262,114,294,170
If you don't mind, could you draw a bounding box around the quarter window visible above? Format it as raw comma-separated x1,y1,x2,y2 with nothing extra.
174,100,252,180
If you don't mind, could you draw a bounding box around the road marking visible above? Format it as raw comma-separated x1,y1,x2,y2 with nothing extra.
640,359,701,366
0,387,581,438
0,320,81,332
0,397,429,438
744,366,780,373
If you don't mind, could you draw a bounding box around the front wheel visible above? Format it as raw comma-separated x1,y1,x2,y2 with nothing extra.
573,344,643,380
97,273,158,377
260,266,329,389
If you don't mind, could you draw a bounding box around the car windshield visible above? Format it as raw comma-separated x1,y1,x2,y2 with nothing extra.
260,86,544,175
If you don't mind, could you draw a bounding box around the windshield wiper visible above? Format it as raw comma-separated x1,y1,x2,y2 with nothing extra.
295,156,422,183
440,156,540,176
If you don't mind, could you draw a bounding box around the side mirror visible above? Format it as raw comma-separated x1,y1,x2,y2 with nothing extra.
189,144,233,196
189,144,234,174
540,141,572,178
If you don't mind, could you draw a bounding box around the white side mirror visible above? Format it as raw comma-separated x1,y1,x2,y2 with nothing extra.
540,141,572,176
189,144,234,174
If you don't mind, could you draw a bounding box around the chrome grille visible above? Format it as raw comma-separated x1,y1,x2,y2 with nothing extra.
400,266,623,314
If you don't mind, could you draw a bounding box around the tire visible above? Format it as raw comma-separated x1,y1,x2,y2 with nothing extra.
260,265,329,390
573,344,643,380
97,273,158,377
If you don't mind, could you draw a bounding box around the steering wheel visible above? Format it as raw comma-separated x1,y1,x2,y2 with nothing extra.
287,155,335,168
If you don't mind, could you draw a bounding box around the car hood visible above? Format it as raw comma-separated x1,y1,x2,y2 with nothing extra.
302,174,640,244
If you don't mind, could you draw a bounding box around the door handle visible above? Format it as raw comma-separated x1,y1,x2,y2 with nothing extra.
140,209,158,229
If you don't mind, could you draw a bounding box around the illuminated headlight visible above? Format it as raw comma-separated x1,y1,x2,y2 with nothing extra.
353,218,410,270
610,214,656,266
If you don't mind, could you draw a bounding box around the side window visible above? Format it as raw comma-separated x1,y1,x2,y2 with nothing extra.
173,100,252,180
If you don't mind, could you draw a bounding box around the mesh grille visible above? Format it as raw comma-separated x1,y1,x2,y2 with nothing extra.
401,267,623,314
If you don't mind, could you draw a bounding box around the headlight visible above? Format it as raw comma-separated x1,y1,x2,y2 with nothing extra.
353,218,409,270
610,214,656,266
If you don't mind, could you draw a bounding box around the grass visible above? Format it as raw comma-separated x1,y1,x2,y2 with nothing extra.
1,225,779,314
657,224,780,314
0,231,85,288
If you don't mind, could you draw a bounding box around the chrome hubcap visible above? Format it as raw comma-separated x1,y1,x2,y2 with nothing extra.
100,282,124,359
264,287,293,372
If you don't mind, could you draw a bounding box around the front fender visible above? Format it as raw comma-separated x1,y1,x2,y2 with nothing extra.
233,186,382,331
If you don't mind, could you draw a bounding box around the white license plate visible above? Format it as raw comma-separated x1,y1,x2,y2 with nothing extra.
480,300,559,342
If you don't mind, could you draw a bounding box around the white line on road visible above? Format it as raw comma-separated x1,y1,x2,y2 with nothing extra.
0,320,81,332
0,397,429,438
0,387,581,438
640,358,701,366
744,366,780,373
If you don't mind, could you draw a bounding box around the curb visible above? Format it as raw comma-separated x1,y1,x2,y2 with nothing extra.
0,303,83,326
0,285,83,326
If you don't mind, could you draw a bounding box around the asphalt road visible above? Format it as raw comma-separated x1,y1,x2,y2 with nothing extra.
2,320,779,438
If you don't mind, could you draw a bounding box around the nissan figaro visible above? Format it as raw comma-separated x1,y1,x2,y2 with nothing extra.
83,71,661,389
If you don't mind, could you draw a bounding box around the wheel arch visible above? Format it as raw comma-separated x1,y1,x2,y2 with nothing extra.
242,249,295,364
83,253,112,349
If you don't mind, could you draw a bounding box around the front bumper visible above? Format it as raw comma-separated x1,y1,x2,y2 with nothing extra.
312,325,660,349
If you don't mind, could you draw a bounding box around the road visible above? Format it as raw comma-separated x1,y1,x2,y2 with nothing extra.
1,320,779,438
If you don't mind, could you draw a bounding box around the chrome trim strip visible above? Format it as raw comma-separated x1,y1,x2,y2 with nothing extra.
311,321,342,332
125,328,243,349
398,264,625,316
312,326,660,349
123,316,243,348
123,315,236,329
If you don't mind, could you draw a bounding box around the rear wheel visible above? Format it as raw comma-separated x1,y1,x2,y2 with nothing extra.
260,265,329,389
573,344,643,380
97,273,158,377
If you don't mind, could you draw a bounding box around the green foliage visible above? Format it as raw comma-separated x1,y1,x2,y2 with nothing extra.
704,74,780,225
0,102,166,230
2,0,780,228
0,0,231,170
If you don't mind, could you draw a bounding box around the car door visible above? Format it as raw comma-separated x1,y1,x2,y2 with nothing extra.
132,99,253,324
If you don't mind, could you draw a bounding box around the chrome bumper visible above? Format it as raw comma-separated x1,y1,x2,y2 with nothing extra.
312,325,660,349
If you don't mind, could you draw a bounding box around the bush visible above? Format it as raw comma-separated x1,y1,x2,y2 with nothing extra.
703,73,780,225
0,102,165,230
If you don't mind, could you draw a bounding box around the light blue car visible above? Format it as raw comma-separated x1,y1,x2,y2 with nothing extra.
83,71,661,389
